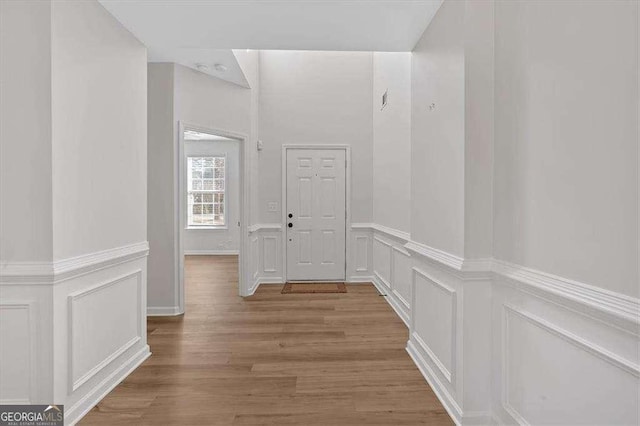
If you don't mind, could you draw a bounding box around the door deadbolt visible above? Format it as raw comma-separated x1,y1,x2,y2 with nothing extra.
288,213,293,218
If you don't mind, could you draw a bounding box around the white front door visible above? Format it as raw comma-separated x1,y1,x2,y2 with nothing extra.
286,149,346,281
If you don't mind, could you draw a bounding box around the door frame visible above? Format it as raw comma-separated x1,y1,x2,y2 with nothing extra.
176,122,251,315
281,144,351,282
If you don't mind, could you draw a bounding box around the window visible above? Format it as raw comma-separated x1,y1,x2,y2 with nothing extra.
187,156,225,227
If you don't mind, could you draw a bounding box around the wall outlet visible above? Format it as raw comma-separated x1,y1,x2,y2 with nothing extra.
267,201,278,212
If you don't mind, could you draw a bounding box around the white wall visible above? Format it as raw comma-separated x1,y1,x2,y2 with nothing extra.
372,52,412,234
183,140,241,253
463,0,494,260
0,0,53,263
258,51,374,224
51,0,147,260
1,1,149,424
397,2,639,425
411,0,466,256
493,0,638,298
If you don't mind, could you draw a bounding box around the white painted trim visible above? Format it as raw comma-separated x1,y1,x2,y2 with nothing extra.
494,259,639,325
257,277,284,284
503,304,639,378
412,267,457,385
65,345,151,426
347,275,375,283
0,301,36,404
372,223,411,242
0,242,149,286
371,274,410,327
67,270,143,392
406,341,463,426
183,250,239,256
147,306,183,316
405,240,465,271
281,144,351,282
177,122,251,307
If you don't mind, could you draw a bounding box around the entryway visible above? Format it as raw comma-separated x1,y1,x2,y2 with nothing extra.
284,147,348,282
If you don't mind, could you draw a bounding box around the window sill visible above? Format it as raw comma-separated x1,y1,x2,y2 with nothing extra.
185,226,228,231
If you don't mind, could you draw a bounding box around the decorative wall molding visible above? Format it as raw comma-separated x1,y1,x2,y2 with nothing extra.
373,236,392,289
68,270,143,392
503,304,639,379
405,240,465,271
354,235,369,272
262,236,278,273
0,302,36,404
494,259,639,325
412,267,457,384
0,241,149,286
147,306,182,316
65,345,150,426
371,274,409,326
354,223,640,326
184,250,239,255
406,340,463,425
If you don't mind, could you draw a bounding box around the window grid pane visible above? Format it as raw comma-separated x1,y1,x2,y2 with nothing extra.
187,156,225,226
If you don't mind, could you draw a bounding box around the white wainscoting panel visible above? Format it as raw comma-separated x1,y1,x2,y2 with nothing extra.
348,225,372,281
0,302,35,403
68,271,142,392
501,304,638,425
392,246,412,311
262,236,278,273
354,235,369,273
0,242,150,425
247,225,284,294
373,236,392,288
412,268,457,384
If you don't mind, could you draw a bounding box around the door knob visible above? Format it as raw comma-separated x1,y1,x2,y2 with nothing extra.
288,223,293,228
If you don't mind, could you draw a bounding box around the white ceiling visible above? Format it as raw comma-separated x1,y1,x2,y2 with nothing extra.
99,0,443,87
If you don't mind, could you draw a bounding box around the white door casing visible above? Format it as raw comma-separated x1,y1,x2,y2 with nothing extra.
286,149,346,281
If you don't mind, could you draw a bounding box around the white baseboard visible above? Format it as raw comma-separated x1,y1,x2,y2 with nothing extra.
245,277,284,297
184,250,239,256
370,275,410,327
147,306,183,316
66,345,151,425
406,340,462,425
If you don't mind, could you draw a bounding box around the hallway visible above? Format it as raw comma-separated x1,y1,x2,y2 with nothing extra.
82,256,452,425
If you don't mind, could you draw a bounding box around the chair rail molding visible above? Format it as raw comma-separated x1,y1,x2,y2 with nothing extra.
0,241,150,286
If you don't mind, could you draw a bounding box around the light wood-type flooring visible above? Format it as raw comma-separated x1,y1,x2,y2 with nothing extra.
81,255,452,425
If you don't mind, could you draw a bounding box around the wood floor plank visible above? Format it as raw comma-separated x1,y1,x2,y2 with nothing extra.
80,255,452,425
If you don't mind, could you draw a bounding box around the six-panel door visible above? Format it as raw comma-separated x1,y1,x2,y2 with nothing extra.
286,149,346,281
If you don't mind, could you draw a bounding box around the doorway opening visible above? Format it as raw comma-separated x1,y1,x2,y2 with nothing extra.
176,123,249,314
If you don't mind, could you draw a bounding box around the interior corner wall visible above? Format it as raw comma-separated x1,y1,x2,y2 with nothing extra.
233,49,261,226
147,63,176,310
463,0,494,260
372,52,412,234
257,50,374,224
1,1,150,422
493,0,639,297
51,0,147,261
0,0,54,263
410,0,466,256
